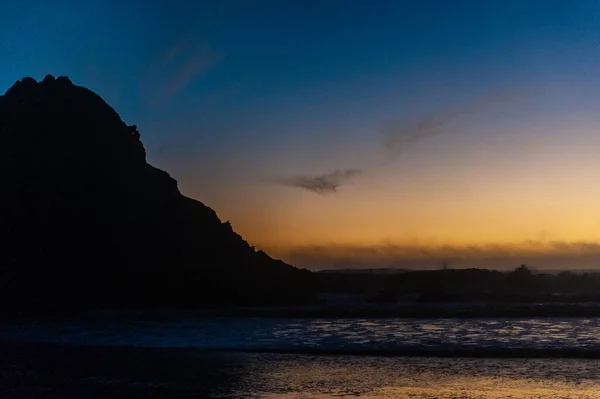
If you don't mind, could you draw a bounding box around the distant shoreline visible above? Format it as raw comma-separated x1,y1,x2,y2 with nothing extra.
8,300,600,322
26,302,600,321
174,303,600,319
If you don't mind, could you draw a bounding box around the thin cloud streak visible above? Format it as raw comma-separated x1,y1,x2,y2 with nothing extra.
142,35,221,107
160,45,221,102
383,88,531,162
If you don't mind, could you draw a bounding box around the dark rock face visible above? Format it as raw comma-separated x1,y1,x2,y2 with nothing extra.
0,76,313,316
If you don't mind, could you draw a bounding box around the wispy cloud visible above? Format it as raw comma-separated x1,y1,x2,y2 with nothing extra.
383,89,530,161
273,169,363,195
275,89,531,194
142,34,221,107
159,44,221,102
273,88,530,195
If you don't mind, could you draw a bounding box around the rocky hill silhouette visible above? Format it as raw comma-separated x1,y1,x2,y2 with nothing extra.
0,75,313,316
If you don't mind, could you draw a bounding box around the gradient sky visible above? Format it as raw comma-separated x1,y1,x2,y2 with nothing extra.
3,0,600,269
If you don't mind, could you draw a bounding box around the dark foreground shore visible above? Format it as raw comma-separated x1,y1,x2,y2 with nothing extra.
0,340,236,398
3,340,600,399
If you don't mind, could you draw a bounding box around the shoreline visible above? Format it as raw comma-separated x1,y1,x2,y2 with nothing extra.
6,301,600,323
3,339,600,359
79,302,600,320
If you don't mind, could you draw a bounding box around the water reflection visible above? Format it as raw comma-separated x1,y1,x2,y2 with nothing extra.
2,342,600,398
235,354,600,399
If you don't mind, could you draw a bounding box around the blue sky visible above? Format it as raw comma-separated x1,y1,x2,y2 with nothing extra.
3,0,600,268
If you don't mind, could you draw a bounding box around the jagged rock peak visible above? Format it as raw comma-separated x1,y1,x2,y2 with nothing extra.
0,75,146,165
21,76,37,86
5,77,36,97
4,75,74,95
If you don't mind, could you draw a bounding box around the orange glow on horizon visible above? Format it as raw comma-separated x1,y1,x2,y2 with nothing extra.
179,115,600,269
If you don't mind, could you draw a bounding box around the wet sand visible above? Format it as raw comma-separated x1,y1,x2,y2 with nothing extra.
3,340,600,398
0,340,226,398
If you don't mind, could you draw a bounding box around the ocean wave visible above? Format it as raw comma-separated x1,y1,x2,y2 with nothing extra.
3,317,600,358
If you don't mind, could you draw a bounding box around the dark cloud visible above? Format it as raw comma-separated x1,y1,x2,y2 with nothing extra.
274,169,362,195
277,241,600,271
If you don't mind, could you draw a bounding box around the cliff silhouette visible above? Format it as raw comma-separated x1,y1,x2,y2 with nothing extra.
0,75,313,316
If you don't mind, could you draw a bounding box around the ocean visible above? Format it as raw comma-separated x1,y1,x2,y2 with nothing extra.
2,316,600,398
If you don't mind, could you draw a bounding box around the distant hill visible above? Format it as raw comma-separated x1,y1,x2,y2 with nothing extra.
0,75,314,316
317,268,410,275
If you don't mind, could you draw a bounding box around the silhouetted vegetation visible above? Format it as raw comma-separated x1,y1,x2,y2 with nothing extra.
315,265,600,305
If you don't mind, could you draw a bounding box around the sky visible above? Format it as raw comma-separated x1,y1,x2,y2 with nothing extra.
3,0,600,270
